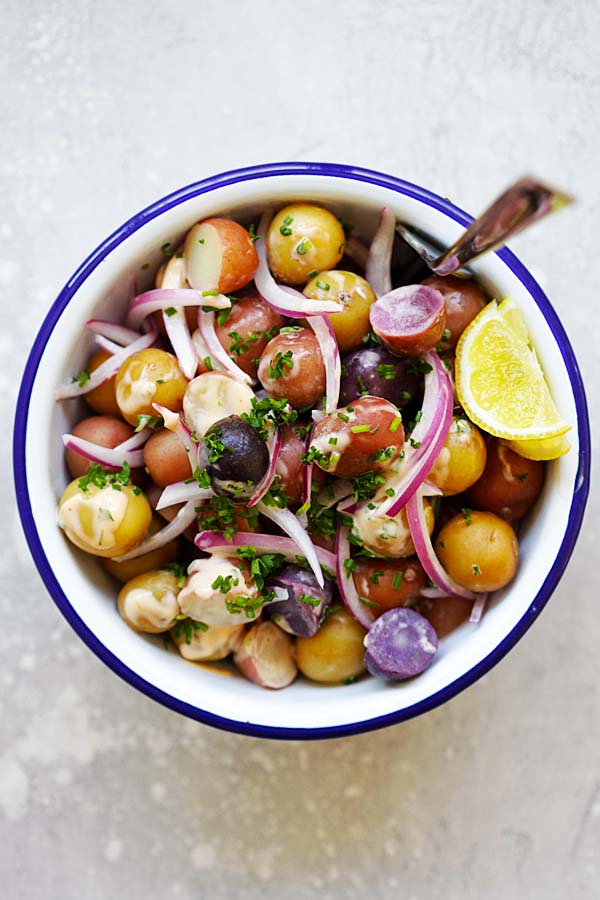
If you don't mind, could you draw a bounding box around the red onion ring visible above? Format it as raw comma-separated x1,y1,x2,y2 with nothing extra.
125,288,231,330
114,429,153,452
254,210,341,317
194,530,336,575
256,501,324,587
156,481,213,510
469,593,489,623
93,335,123,355
366,207,395,296
152,404,199,472
301,427,314,510
247,427,283,508
62,434,145,468
86,319,141,345
55,325,158,400
198,309,253,385
381,351,453,517
406,488,477,601
163,307,198,381
307,315,340,413
114,499,199,561
335,521,374,629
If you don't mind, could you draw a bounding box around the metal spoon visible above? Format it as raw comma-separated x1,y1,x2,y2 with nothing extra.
396,176,573,277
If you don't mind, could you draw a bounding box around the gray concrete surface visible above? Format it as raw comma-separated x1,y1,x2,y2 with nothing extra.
2,1,599,897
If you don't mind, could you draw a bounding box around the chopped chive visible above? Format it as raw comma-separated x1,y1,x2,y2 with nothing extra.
351,424,370,434
389,416,402,433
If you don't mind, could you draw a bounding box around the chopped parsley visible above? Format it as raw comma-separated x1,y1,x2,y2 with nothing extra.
298,594,321,607
241,396,298,440
268,350,294,380
248,223,260,242
472,564,481,575
306,494,336,538
203,429,228,464
296,238,311,255
302,446,329,466
203,356,213,371
368,446,395,463
236,546,285,591
161,242,173,258
211,573,239,594
517,472,529,482
261,478,289,509
461,508,473,526
216,307,232,327
343,558,357,576
171,617,209,644
350,471,386,502
70,367,91,388
78,462,131,493
184,467,211,489
164,306,177,317
409,438,421,449
163,561,188,588
376,363,396,381
279,215,294,236
407,359,433,375
135,413,163,432
198,496,257,540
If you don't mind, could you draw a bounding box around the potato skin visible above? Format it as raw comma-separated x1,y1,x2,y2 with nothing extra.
84,349,121,417
353,557,426,617
266,204,345,286
296,608,367,684
102,515,179,582
115,349,188,426
204,218,259,294
467,438,544,521
435,511,518,592
422,274,486,349
303,270,376,352
143,428,193,488
215,293,284,378
66,416,134,478
428,416,487,496
418,594,473,638
258,328,326,410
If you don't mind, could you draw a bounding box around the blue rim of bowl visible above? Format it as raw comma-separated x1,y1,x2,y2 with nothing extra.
13,162,591,740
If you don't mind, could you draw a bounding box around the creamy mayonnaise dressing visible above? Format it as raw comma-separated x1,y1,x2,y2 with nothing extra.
116,369,157,417
183,371,254,438
178,556,260,626
122,587,180,632
173,623,245,661
58,486,128,551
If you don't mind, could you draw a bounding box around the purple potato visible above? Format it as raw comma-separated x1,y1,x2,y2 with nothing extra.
265,564,332,637
200,415,269,498
339,346,420,408
363,607,438,681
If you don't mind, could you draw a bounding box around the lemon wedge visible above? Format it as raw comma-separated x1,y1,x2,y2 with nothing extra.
455,298,570,441
506,433,571,460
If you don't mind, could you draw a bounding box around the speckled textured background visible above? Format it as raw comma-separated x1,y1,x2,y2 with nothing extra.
2,1,599,897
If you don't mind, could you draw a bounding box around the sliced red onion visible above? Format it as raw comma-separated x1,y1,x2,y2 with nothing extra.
198,309,253,385
55,326,157,400
152,404,199,472
93,335,123,355
114,499,199,561
247,427,283,508
254,210,341,317
422,481,443,497
315,479,354,510
307,315,340,413
194,531,336,575
62,434,145,468
256,501,324,587
191,328,227,375
114,429,152,452
406,489,477,601
311,410,326,424
159,253,187,290
343,235,369,269
419,586,448,600
156,481,213,510
469,593,489,624
301,427,314,510
163,307,197,380
125,288,231,330
86,319,141,346
382,351,453,517
335,521,374,629
366,207,395,296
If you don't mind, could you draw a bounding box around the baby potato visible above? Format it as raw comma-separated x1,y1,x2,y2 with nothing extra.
422,274,487,349
418,594,473,638
183,371,255,438
115,348,188,426
303,270,376,352
257,328,325,410
66,415,134,478
296,608,367,684
435,511,518,592
267,204,345,285
102,515,179,582
57,478,152,558
184,218,258,294
353,557,426,617
143,428,193,488
309,396,405,477
467,438,544,521
427,416,487,496
171,622,245,662
84,349,121,417
215,292,284,379
117,569,181,633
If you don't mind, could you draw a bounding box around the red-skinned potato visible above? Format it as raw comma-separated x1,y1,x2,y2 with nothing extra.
215,293,284,378
143,428,193,488
418,594,473,638
467,438,544,521
309,396,405,477
66,416,134,478
422,274,487,349
257,328,325,410
184,218,258,294
353,558,427,617
233,621,297,689
274,424,325,506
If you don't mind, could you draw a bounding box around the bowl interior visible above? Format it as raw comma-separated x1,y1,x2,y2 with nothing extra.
18,168,585,736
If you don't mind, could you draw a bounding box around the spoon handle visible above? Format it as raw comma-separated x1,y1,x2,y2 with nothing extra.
432,177,574,276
